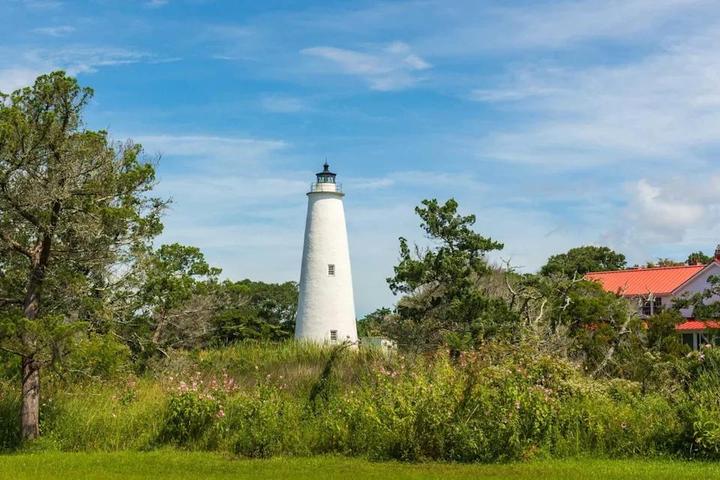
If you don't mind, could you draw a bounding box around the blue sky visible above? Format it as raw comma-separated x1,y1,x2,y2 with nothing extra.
5,0,720,315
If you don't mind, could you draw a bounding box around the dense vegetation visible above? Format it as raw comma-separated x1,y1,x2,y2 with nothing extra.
2,72,720,464
1,341,720,461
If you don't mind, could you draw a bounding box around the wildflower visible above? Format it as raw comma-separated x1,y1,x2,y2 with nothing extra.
216,409,225,419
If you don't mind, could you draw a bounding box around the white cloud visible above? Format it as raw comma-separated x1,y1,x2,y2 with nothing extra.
489,0,703,50
32,25,75,36
301,41,431,91
157,175,307,205
131,135,287,166
618,177,720,245
468,26,720,168
0,67,44,93
630,179,705,235
53,47,150,74
346,177,396,190
406,0,713,56
0,47,152,92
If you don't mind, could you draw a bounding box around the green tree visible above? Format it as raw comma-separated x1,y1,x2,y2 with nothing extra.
687,251,712,265
0,72,164,440
212,280,298,343
130,243,221,356
540,245,626,277
645,258,684,268
356,307,391,337
555,280,637,374
646,309,688,356
386,198,515,352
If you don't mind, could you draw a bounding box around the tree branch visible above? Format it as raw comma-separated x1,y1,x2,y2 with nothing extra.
0,345,24,357
592,312,635,378
0,181,45,232
0,230,32,259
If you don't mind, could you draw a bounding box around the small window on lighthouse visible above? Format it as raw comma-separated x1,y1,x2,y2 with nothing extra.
328,264,335,276
330,330,338,342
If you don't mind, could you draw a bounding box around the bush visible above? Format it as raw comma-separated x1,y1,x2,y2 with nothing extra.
229,385,306,458
64,333,132,380
683,348,720,458
161,391,220,446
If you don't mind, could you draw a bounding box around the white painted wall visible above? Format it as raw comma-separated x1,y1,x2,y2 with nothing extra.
295,183,357,343
675,263,720,317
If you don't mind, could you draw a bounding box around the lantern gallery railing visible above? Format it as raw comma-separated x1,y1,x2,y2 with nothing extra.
310,182,343,192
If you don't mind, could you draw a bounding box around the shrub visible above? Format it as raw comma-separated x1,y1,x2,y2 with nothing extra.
683,348,720,458
228,385,306,458
64,333,132,380
161,391,221,446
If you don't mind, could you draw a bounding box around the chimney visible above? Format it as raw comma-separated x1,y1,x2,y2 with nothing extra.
715,244,720,262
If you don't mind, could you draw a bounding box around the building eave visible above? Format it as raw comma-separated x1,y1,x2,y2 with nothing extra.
671,259,720,295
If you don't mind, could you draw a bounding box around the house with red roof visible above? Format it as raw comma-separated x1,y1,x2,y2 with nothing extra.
585,246,720,350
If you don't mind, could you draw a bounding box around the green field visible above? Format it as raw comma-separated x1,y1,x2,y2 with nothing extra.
1,452,719,480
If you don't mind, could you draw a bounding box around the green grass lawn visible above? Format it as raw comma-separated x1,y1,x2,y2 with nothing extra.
1,451,720,480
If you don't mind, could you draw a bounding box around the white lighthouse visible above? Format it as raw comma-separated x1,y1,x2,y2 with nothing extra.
295,163,357,344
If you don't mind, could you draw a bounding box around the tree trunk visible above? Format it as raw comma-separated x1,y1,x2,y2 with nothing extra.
151,313,167,346
19,237,50,442
21,356,40,440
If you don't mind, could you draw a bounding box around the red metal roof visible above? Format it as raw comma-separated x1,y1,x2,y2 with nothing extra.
585,264,705,296
676,320,720,332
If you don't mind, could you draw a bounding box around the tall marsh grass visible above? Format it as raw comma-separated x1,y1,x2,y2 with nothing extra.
2,340,720,461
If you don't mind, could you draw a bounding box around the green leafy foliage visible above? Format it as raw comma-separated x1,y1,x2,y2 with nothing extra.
644,258,685,268
386,198,514,351
541,246,626,277
63,333,132,380
687,251,713,265
0,71,164,438
126,243,221,356
356,308,391,337
211,280,297,344
162,392,221,445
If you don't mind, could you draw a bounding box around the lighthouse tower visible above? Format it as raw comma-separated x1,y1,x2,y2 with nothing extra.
295,163,357,344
